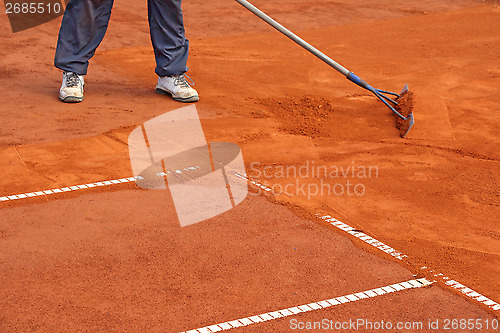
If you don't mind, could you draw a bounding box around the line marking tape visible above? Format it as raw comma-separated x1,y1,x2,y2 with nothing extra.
234,172,272,193
0,176,143,202
179,278,432,333
234,173,500,313
0,167,202,203
319,215,407,260
317,214,500,312
1,171,498,313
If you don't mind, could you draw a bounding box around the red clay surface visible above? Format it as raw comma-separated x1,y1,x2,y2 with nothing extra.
1,0,499,331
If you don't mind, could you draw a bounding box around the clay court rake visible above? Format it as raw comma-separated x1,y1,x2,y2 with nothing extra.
235,0,415,137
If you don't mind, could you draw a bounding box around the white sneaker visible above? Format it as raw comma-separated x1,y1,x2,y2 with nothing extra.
155,74,199,103
59,71,84,103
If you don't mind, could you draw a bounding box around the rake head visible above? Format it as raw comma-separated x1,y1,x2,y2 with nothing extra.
394,85,415,138
346,74,415,137
372,84,415,138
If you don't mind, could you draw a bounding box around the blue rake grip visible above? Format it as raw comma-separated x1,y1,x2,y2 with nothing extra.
346,73,411,120
346,73,414,137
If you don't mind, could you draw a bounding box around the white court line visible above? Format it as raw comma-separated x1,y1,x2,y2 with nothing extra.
234,172,272,193
180,278,432,333
0,166,201,203
0,176,142,202
236,173,500,312
320,216,406,260
317,214,500,312
2,171,498,313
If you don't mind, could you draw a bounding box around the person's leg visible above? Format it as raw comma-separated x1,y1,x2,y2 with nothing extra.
55,0,115,75
149,0,198,102
147,0,189,77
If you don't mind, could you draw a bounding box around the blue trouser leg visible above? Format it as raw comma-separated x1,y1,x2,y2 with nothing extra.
148,0,189,77
54,0,114,75
55,0,188,77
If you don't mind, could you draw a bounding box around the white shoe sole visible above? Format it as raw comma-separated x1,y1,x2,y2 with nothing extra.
155,86,199,103
59,95,84,103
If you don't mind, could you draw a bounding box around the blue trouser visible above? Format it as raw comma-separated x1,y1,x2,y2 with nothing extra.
54,0,189,77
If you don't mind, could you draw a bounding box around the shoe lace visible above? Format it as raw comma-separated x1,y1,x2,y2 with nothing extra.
173,74,195,88
65,72,81,88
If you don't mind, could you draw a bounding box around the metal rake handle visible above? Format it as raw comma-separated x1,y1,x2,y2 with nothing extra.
234,0,350,76
235,0,413,125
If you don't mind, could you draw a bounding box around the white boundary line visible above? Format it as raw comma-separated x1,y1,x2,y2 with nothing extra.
1,172,498,312
0,166,202,203
235,173,500,312
180,278,432,333
317,214,500,312
236,173,499,312
320,215,407,260
0,176,143,202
